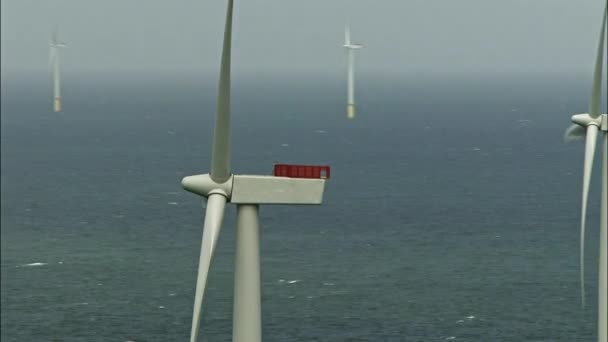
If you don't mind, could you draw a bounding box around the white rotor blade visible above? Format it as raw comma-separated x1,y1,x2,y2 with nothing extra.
210,0,234,183
589,3,606,118
345,25,351,46
190,194,227,342
580,124,599,308
564,124,587,142
49,47,56,67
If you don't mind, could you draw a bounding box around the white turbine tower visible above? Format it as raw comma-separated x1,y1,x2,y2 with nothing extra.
49,28,67,112
564,3,607,341
343,25,363,119
181,1,330,341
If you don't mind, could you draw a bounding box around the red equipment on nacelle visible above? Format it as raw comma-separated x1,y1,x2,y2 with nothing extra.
273,164,331,179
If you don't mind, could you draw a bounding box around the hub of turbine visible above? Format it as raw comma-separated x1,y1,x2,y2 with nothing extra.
571,113,603,127
181,174,233,198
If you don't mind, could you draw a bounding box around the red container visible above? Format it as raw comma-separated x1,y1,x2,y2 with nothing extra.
273,164,330,179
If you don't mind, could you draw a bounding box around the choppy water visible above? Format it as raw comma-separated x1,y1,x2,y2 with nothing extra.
1,72,604,341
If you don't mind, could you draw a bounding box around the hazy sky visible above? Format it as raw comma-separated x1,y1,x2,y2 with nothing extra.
1,0,606,75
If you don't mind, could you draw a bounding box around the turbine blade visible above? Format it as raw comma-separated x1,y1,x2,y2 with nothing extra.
210,0,234,183
190,194,227,342
580,124,599,308
589,3,607,118
345,25,351,46
564,124,587,142
49,47,55,67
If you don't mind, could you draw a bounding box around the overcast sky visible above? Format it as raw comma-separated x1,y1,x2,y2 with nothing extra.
1,0,606,75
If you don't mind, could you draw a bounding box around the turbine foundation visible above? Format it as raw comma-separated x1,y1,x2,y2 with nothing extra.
53,97,61,112
347,104,356,119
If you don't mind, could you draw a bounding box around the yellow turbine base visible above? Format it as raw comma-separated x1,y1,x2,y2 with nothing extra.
347,104,356,119
53,98,61,112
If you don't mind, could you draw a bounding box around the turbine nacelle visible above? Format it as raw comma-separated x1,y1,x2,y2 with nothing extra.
181,173,327,205
343,44,363,49
571,113,604,128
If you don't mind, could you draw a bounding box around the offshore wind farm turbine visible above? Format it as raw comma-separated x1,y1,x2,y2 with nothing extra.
49,28,67,112
181,1,330,341
564,3,607,341
343,25,363,119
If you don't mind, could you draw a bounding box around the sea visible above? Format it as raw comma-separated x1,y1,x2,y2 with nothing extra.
0,71,605,341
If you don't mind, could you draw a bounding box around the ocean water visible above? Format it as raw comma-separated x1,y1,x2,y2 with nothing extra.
0,72,604,341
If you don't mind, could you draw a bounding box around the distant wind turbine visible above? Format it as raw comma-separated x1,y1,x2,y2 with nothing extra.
343,25,363,119
563,2,607,341
49,28,67,112
180,1,330,341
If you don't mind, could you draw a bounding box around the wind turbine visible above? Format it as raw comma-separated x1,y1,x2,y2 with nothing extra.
49,28,67,112
181,1,330,341
343,25,363,119
564,2,607,341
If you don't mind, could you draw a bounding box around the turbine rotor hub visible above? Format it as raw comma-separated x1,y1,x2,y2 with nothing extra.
571,113,603,128
181,174,233,199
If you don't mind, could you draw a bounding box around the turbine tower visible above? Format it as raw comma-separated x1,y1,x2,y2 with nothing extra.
343,25,363,119
181,1,330,341
49,28,67,112
564,2,607,341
